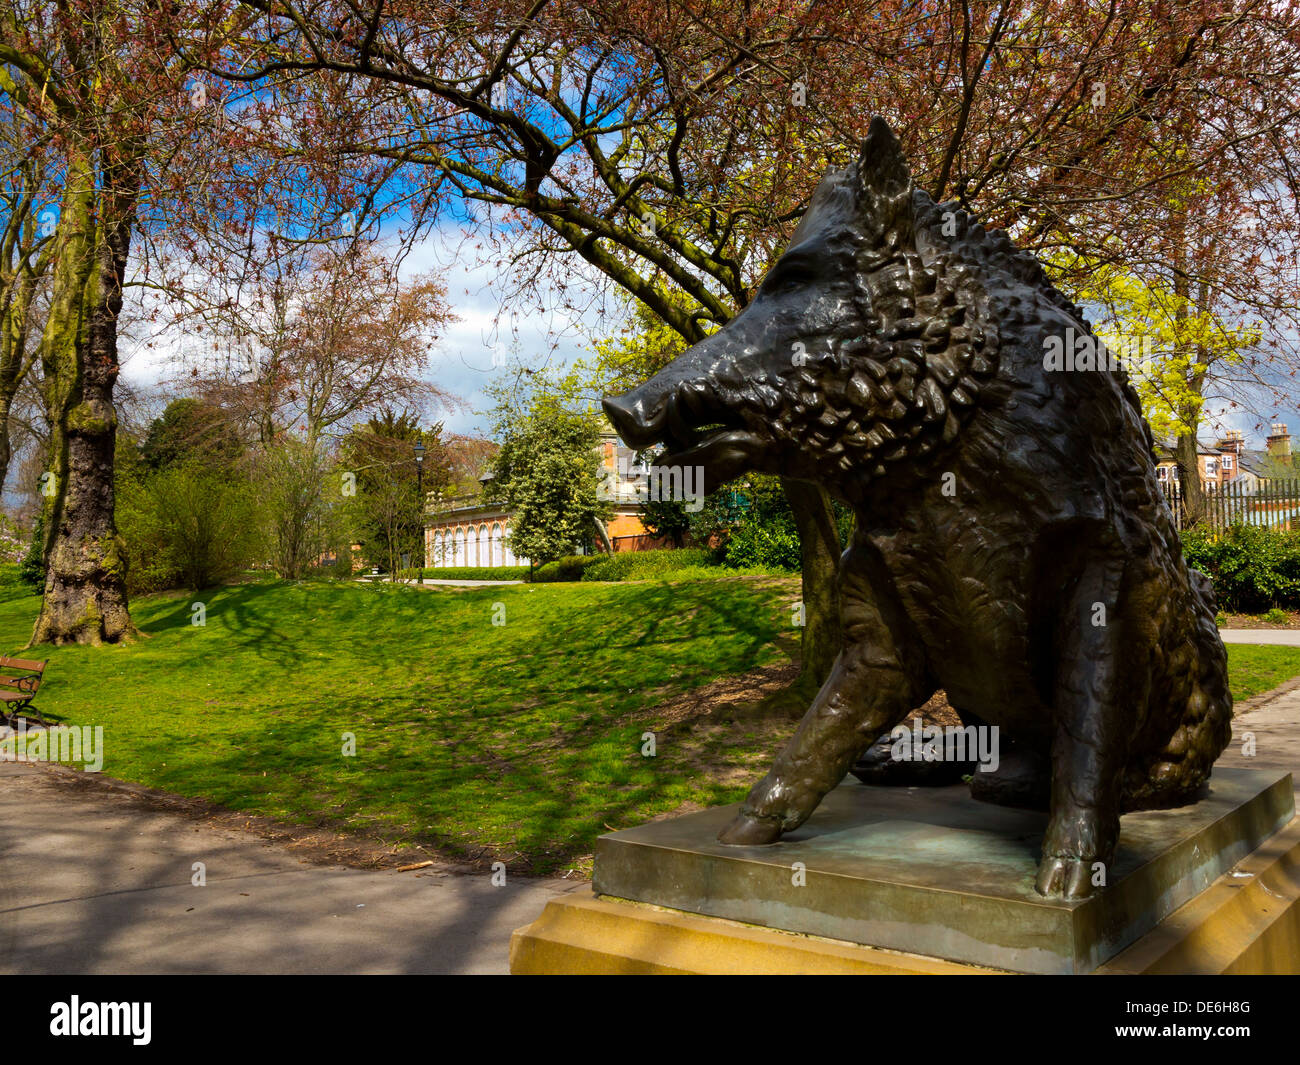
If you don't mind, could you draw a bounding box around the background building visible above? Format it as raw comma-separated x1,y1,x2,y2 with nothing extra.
1155,424,1292,493
422,430,666,568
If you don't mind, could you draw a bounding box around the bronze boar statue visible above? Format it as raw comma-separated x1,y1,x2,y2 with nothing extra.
603,117,1232,899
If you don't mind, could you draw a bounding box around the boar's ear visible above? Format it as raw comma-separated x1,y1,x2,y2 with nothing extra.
855,116,914,246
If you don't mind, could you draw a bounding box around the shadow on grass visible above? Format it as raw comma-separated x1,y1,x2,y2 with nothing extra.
12,577,795,874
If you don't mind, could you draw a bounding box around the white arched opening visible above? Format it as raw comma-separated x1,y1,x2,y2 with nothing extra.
477,524,489,567
490,522,502,567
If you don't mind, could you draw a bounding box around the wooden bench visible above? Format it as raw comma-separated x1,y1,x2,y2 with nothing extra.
0,656,47,726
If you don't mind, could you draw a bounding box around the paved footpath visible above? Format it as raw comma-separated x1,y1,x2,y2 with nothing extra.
0,760,575,974
1219,628,1300,646
359,578,524,587
1212,631,1300,783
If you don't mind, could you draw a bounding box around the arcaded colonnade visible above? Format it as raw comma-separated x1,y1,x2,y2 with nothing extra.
425,519,526,568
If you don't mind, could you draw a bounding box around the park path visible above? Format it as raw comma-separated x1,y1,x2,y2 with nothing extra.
1218,687,1300,779
0,759,576,974
1209,630,1300,785
357,577,524,587
1219,628,1300,646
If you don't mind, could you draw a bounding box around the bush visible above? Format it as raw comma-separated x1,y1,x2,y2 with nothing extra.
118,463,261,593
304,559,356,581
724,520,801,572
581,547,717,581
17,512,45,594
1181,524,1300,613
532,555,594,582
528,555,602,582
417,566,530,581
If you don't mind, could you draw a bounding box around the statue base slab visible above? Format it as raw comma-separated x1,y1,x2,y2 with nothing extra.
511,768,1299,974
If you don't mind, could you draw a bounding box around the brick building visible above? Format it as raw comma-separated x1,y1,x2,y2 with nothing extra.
422,430,666,569
1155,424,1292,492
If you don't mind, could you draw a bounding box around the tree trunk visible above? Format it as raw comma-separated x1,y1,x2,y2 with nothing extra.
0,392,14,497
782,478,843,688
29,144,137,646
593,516,613,554
1175,429,1206,527
0,270,37,495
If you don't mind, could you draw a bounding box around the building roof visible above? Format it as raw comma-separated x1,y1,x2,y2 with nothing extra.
1239,449,1273,476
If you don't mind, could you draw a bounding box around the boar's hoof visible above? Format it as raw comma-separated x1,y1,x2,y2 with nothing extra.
1035,855,1099,899
718,812,784,846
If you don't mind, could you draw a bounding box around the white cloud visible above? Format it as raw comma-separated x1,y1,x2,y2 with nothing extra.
119,224,627,439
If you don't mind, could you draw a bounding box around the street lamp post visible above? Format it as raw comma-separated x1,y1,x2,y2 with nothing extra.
414,438,425,585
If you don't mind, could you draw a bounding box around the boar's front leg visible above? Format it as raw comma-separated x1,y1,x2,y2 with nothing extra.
1036,557,1129,899
720,547,926,845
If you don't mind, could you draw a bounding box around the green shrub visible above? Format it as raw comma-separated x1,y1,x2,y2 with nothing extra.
1181,524,1300,613
724,520,801,572
304,560,355,580
1264,607,1290,624
418,566,530,581
118,463,261,593
420,544,796,585
528,555,602,582
17,512,45,594
581,547,717,581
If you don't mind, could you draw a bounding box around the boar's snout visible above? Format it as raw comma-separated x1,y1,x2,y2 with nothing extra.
603,342,726,453
601,390,667,451
604,334,770,488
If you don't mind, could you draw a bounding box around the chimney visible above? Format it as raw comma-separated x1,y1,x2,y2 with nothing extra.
1267,423,1291,462
1216,429,1244,456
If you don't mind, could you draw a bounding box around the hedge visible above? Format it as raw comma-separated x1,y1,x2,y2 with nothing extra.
528,555,603,582
581,547,717,581
1181,524,1300,613
417,565,531,581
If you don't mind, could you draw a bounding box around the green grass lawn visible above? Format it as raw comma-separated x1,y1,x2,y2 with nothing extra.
3,576,1297,874
1216,643,1300,701
0,576,799,873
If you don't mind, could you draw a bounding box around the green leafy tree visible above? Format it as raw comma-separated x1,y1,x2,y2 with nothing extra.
140,397,245,475
341,411,451,579
1048,248,1262,524
17,510,44,593
254,436,347,580
486,385,612,566
638,496,692,550
585,288,704,399
625,442,692,550
117,461,259,592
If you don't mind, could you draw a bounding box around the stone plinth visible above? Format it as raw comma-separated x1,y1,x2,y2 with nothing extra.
575,768,1295,974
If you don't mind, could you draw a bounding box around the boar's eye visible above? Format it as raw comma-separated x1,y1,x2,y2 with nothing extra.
761,253,819,297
